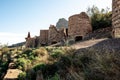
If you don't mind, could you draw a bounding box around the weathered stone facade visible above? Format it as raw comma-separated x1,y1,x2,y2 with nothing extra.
48,25,66,45
25,32,40,48
25,25,66,47
112,0,120,38
68,12,92,41
25,32,35,48
39,30,49,46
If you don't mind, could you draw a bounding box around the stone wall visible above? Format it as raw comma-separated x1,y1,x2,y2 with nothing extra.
39,30,49,46
68,12,92,41
112,0,120,38
25,38,36,48
48,25,65,45
25,32,35,48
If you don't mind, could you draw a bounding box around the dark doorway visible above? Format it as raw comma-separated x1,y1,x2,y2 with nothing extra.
75,36,83,42
51,41,57,44
41,44,46,46
65,28,68,37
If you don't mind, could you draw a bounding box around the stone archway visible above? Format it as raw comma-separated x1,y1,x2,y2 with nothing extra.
51,41,57,44
75,36,83,42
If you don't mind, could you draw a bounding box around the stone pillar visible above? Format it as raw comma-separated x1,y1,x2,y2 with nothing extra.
112,0,120,38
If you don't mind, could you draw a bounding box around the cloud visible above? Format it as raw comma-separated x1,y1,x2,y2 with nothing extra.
0,32,25,45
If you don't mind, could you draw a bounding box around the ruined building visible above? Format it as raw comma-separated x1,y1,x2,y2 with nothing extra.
68,12,92,41
25,32,40,48
48,25,66,45
25,25,67,48
112,0,120,38
25,12,92,47
39,30,49,46
25,32,35,48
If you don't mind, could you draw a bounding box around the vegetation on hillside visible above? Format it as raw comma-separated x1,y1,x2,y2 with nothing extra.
1,45,119,80
87,5,112,30
17,47,120,80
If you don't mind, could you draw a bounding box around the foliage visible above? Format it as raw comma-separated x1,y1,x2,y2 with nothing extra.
0,46,119,80
48,73,60,80
87,5,112,30
18,72,26,80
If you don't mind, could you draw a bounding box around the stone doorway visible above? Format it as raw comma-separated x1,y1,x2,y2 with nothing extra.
75,36,83,42
41,44,46,46
51,41,57,44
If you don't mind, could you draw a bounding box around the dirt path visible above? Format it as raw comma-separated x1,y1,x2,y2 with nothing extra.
71,38,107,49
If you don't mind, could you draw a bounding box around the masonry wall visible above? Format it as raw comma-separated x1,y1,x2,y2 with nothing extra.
39,30,49,45
48,25,65,45
68,12,92,40
25,38,35,48
112,0,120,38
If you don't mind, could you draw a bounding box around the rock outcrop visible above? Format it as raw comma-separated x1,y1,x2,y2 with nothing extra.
3,69,22,80
56,18,68,29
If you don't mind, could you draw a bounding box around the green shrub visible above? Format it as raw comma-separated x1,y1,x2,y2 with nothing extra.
16,58,31,71
87,5,112,30
48,73,60,80
50,49,63,59
23,48,32,56
18,72,26,80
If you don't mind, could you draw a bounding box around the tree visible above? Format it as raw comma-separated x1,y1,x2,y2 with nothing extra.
87,5,112,30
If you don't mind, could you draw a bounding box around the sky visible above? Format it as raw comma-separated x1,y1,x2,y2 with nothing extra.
0,0,112,45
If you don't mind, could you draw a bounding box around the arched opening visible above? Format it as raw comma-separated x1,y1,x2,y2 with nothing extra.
41,44,46,46
75,36,83,42
51,41,57,44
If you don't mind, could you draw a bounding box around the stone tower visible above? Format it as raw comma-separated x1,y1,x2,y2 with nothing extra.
112,0,120,38
68,12,92,41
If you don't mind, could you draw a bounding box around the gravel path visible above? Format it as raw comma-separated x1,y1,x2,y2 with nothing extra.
71,38,107,49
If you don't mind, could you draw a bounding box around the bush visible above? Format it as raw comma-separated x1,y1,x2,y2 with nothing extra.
18,72,26,80
16,58,31,71
87,5,112,30
50,49,63,59
48,73,60,80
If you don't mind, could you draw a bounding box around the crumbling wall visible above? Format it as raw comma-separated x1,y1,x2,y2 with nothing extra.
68,12,92,41
48,25,65,45
25,38,35,48
112,0,120,38
25,32,38,48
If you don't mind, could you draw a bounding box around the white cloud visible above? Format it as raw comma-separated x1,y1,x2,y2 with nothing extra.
0,32,26,45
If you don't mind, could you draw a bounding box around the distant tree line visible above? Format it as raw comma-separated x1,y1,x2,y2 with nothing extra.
87,5,112,30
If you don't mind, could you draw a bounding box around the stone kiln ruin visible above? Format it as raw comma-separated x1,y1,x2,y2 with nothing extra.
25,12,92,48
112,0,120,38
48,25,66,45
68,12,92,41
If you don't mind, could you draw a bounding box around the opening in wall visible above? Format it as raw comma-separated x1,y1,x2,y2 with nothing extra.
75,36,83,42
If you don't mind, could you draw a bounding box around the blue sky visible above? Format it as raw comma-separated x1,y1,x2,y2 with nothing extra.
0,0,112,45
